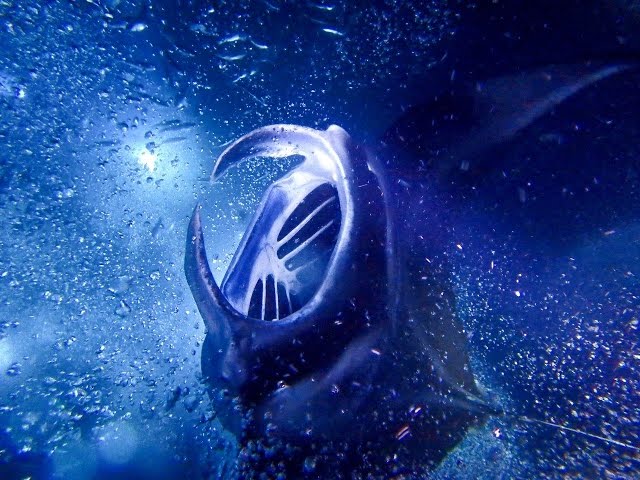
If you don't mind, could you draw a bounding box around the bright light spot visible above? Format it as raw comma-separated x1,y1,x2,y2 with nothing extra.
138,149,156,172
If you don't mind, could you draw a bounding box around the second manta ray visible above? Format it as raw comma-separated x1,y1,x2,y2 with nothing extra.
184,63,634,478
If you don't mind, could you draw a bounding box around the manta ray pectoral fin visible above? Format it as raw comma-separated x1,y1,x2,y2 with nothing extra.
186,206,258,388
453,63,637,164
383,62,638,175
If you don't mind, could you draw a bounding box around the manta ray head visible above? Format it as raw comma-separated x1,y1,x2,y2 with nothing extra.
185,125,400,437
184,123,489,480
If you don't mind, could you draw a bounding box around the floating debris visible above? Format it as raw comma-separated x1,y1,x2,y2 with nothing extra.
218,34,246,45
217,53,247,62
232,73,248,83
518,187,527,203
308,16,331,26
250,39,269,50
190,24,207,34
154,120,196,133
130,22,147,33
395,424,411,440
261,0,281,11
539,132,565,144
92,139,121,149
160,136,187,145
321,27,344,37
6,362,21,377
151,218,164,238
309,2,335,11
165,386,182,410
108,275,132,295
115,300,131,317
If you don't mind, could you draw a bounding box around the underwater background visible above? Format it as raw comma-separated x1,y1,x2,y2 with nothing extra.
1,0,639,478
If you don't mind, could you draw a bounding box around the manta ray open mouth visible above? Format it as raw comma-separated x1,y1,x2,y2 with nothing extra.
186,124,384,338
211,125,354,324
222,178,341,321
185,124,388,395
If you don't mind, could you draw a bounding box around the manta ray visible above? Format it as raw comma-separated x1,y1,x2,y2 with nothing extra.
184,62,635,478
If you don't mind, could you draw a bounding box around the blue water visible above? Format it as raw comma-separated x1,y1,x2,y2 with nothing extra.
1,1,639,478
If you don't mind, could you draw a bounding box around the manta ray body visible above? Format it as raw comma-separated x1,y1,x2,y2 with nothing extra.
186,123,487,477
184,62,634,478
